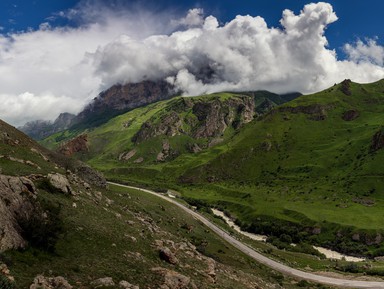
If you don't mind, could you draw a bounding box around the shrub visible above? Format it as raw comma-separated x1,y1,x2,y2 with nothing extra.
17,199,63,253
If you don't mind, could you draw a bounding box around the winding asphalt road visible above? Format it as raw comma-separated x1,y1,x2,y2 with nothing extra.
109,181,384,289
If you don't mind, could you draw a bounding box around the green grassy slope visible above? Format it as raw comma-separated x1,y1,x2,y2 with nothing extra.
2,119,323,288
41,79,384,257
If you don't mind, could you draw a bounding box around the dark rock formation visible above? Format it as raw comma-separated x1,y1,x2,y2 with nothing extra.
342,109,360,121
159,247,179,265
133,96,255,144
133,112,183,144
371,128,384,152
277,104,333,121
73,80,177,129
340,79,352,96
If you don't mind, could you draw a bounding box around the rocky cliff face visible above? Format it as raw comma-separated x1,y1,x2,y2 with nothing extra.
58,134,89,157
0,175,37,252
133,96,255,144
20,80,177,139
73,80,177,129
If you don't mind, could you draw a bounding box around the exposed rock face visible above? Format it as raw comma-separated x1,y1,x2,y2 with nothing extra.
0,175,37,252
132,112,183,144
277,104,333,121
151,267,195,289
192,96,255,137
371,128,384,152
119,149,137,161
133,96,256,144
74,164,107,188
19,113,76,140
342,109,360,121
159,247,179,265
340,79,352,96
47,173,73,195
90,277,115,288
30,275,73,289
58,134,88,157
74,80,176,128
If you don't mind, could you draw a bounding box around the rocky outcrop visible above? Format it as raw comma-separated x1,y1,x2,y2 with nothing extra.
30,275,73,289
74,80,177,128
339,79,352,96
192,96,255,138
119,149,137,161
133,96,256,145
277,104,333,121
132,112,183,144
0,263,14,282
151,268,195,289
0,175,37,252
159,247,179,265
58,134,88,157
74,165,107,188
47,173,74,195
371,128,384,152
157,141,173,162
342,109,360,121
90,277,115,288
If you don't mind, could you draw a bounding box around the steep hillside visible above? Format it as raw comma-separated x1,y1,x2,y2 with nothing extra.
1,121,316,288
174,79,384,257
19,80,177,140
43,90,298,165
45,79,384,259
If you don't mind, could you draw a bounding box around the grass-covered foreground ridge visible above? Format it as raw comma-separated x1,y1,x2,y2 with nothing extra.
1,116,332,288
42,79,384,258
3,182,331,289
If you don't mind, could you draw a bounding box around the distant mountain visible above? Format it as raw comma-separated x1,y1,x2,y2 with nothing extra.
19,112,76,140
20,80,177,140
70,80,178,130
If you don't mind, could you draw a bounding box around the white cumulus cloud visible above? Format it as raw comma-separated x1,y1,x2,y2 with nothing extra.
0,1,384,127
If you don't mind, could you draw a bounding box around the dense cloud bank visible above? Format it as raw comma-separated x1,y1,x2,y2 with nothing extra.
0,2,383,126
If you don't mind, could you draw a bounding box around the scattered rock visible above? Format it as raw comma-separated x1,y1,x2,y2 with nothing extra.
133,157,144,164
188,143,202,154
151,267,195,289
119,280,139,289
47,173,73,195
119,149,137,161
58,134,89,157
90,277,115,288
30,275,73,289
159,247,179,265
0,263,14,282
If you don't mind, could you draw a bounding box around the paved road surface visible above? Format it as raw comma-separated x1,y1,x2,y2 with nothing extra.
109,181,384,289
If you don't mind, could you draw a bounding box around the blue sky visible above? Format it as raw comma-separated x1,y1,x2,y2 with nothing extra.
0,0,383,126
1,0,382,56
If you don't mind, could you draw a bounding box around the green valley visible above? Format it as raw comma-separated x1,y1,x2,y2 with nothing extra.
41,79,384,259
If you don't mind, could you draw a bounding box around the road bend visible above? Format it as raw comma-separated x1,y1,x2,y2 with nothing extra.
108,181,384,289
